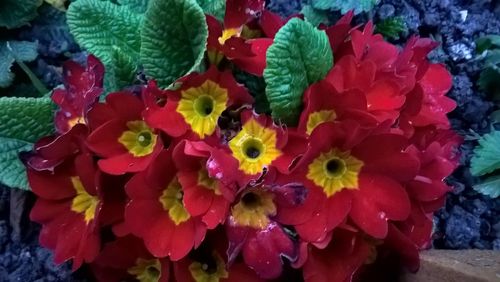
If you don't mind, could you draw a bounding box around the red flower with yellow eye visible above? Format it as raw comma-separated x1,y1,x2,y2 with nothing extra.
91,236,170,282
282,122,419,243
145,67,253,140
206,0,273,75
52,55,104,134
124,149,207,260
298,80,378,136
173,140,235,229
225,182,306,279
87,92,162,175
28,152,102,270
227,110,306,185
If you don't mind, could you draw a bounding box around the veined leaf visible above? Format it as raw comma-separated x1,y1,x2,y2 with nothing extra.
0,97,55,190
471,130,500,176
301,5,330,27
141,0,208,87
196,0,225,21
312,0,379,14
104,46,139,92
0,0,43,29
0,41,38,88
473,175,500,198
118,0,150,14
264,18,333,125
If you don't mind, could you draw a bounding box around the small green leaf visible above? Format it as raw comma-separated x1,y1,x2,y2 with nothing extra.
0,97,55,190
104,47,139,92
473,175,500,198
0,0,43,29
471,130,500,176
264,18,333,125
0,41,39,88
141,0,208,87
67,0,143,64
375,16,407,40
301,5,330,27
476,35,500,53
478,67,500,100
311,0,379,14
196,0,225,21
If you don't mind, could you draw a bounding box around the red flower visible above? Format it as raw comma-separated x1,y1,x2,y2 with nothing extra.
206,0,272,75
91,236,170,282
87,92,162,175
145,67,253,140
173,140,235,229
124,149,207,260
52,55,104,133
302,228,373,282
28,152,102,270
282,122,418,243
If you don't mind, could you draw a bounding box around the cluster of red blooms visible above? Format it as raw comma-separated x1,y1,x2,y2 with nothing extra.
25,1,461,281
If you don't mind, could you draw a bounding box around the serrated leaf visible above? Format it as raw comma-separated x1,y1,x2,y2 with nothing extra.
67,0,143,64
104,47,138,92
264,18,333,125
301,5,329,27
196,0,225,21
375,16,407,40
312,0,378,14
0,97,55,190
471,130,500,176
0,41,39,88
0,0,43,29
473,175,500,198
476,35,500,53
141,0,208,87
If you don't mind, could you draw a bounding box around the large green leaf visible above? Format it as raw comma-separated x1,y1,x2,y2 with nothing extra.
473,175,500,198
140,0,208,87
0,41,39,88
104,47,139,92
67,0,143,64
0,0,43,29
312,0,378,14
0,97,55,190
471,130,500,176
196,0,225,21
118,0,150,14
301,5,330,27
264,18,333,125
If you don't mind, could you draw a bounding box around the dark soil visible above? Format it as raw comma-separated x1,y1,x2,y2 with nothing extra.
0,0,499,281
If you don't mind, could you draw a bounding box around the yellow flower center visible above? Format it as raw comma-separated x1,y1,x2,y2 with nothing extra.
188,252,229,282
198,168,222,195
118,120,158,157
127,258,162,282
231,190,276,229
229,118,282,175
159,177,191,225
218,28,241,45
68,116,86,129
70,176,99,224
306,148,364,197
177,80,229,138
306,110,337,135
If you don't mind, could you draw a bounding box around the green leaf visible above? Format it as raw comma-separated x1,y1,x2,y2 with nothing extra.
0,0,43,29
375,16,407,40
471,130,500,176
478,67,500,100
0,41,39,88
196,0,225,21
67,0,143,64
476,35,500,53
311,0,379,14
301,5,330,27
473,175,500,198
0,97,55,190
264,18,333,125
234,70,270,115
104,47,139,92
118,0,149,13
141,0,208,87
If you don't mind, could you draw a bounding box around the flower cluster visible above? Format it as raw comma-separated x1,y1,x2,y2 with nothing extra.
25,1,461,281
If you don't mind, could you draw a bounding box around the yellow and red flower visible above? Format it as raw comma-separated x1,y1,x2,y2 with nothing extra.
173,140,235,229
145,67,253,140
282,122,419,243
28,152,102,270
52,55,104,133
206,0,273,75
124,149,207,260
87,92,162,175
91,236,170,282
